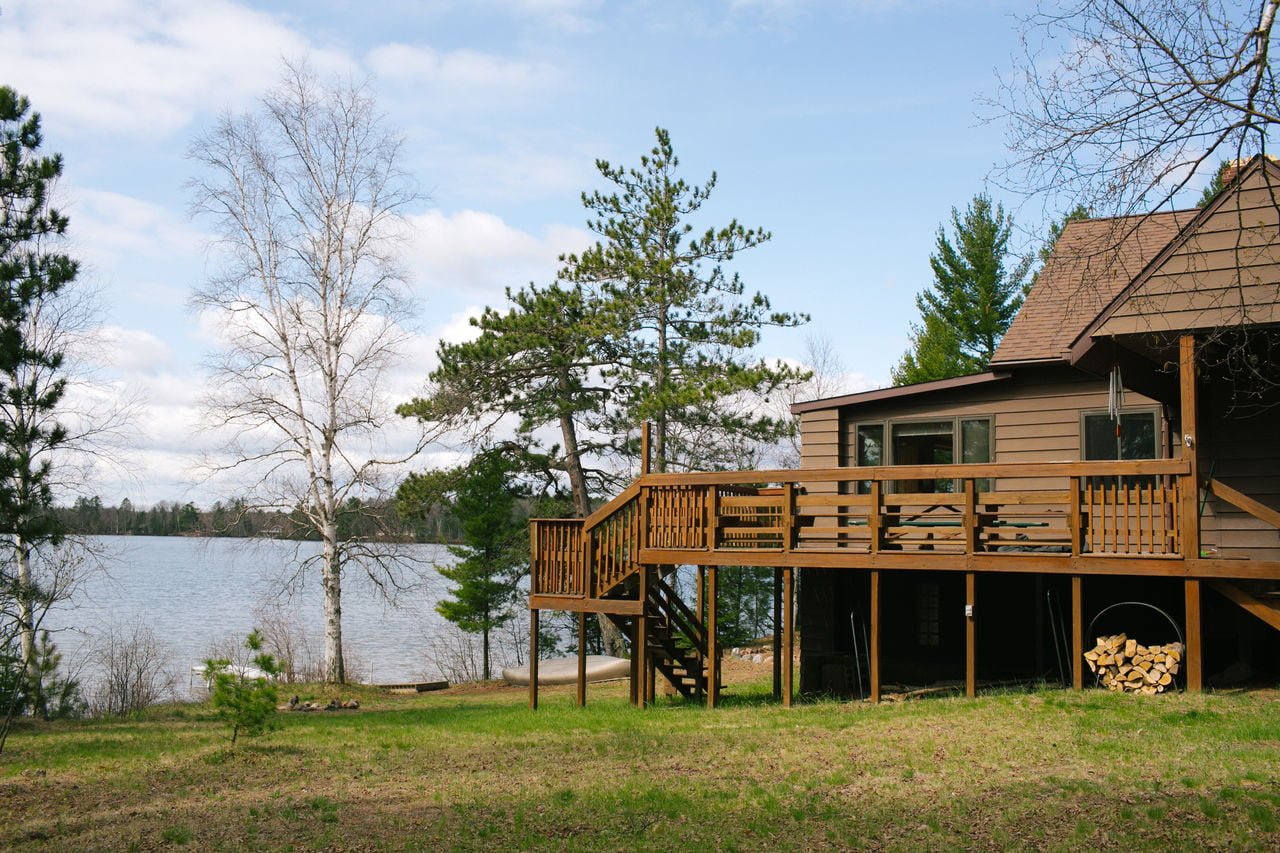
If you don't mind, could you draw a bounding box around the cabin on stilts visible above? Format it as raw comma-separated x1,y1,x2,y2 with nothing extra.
526,155,1280,708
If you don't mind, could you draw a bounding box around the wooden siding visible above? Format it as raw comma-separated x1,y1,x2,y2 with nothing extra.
1198,381,1280,561
798,366,1164,492
1095,169,1280,336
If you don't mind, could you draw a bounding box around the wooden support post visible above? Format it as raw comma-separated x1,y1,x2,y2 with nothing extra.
772,567,783,699
1071,575,1083,691
1185,578,1203,692
1068,476,1083,556
782,482,795,552
629,618,639,706
783,566,795,708
576,610,587,708
869,570,881,703
637,565,649,708
641,421,651,476
963,480,978,555
696,566,706,701
646,652,656,705
707,566,719,709
1179,334,1201,559
1034,575,1046,677
965,572,976,698
529,609,540,710
869,481,882,554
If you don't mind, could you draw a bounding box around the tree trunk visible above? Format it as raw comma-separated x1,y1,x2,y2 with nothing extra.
15,535,37,687
321,518,345,684
558,408,591,519
483,625,490,682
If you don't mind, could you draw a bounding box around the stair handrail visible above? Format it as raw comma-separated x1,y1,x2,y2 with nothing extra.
652,575,707,649
582,481,642,533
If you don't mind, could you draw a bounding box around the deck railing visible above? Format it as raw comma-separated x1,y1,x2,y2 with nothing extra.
530,459,1191,599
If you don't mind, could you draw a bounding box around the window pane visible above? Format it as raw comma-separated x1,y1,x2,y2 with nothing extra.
1119,413,1156,460
1084,414,1120,460
961,419,991,463
892,420,954,493
1084,413,1156,460
856,424,883,466
854,424,883,495
892,420,953,439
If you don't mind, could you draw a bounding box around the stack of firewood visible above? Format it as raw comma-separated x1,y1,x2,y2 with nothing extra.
1084,633,1184,694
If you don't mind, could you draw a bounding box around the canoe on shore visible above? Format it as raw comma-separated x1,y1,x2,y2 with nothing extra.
503,655,630,686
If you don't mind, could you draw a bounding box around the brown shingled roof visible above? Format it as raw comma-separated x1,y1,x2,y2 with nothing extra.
991,210,1197,365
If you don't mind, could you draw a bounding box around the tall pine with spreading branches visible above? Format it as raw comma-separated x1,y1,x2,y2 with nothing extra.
562,127,808,472
0,86,74,727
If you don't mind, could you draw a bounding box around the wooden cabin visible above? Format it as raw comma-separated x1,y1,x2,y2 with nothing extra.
526,155,1280,707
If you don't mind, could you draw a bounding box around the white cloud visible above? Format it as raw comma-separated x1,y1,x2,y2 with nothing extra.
0,0,351,137
92,326,175,375
482,0,602,32
68,188,204,268
401,209,590,302
367,44,560,100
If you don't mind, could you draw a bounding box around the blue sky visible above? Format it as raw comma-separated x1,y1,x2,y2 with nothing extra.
0,0,1215,505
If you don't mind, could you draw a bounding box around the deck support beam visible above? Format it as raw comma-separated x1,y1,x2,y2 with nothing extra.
772,568,783,699
1179,334,1201,560
697,566,706,701
1185,578,1203,692
629,618,639,706
783,566,795,707
965,572,976,698
576,611,587,707
1071,576,1083,690
707,566,719,708
869,570,881,703
637,565,650,707
529,608,539,710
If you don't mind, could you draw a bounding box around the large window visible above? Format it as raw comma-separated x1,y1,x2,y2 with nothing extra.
1083,410,1158,460
1083,410,1160,488
852,416,991,493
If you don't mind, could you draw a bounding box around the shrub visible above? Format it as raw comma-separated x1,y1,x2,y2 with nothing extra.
204,629,282,745
87,622,175,717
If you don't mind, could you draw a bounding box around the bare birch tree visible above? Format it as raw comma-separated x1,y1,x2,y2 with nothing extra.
996,0,1279,216
995,0,1280,406
189,62,426,684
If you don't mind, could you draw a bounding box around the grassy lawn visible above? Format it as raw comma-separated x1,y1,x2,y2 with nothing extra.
2,677,1279,851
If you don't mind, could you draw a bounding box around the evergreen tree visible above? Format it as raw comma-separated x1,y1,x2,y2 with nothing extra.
561,127,808,472
894,194,1030,385
400,449,526,681
891,313,977,386
205,629,282,745
400,283,610,518
1039,204,1091,265
1198,160,1232,206
0,86,74,702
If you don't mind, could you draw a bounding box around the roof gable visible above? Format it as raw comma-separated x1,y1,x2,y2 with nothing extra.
1086,157,1280,340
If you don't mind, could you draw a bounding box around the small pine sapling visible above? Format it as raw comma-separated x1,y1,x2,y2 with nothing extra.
205,629,282,745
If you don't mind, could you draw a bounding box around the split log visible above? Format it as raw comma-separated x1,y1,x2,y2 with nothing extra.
1084,635,1185,694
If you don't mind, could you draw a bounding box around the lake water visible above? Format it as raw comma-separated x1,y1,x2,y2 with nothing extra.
44,536,473,696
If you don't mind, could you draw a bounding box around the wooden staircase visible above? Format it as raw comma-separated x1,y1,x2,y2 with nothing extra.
1208,580,1280,633
605,572,717,701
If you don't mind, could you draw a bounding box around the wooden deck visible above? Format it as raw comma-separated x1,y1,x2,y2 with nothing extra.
531,459,1280,606
525,337,1280,707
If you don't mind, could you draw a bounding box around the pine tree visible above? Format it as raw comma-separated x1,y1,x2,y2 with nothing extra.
894,194,1030,385
0,86,74,701
400,283,609,518
400,449,526,681
562,127,808,472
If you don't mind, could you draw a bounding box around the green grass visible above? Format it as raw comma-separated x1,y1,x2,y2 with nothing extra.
1,679,1279,851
